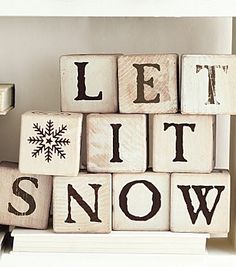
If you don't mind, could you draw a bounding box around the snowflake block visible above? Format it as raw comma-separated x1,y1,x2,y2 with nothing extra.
53,173,111,233
87,114,147,173
60,54,118,113
0,161,52,229
19,111,83,176
171,171,230,234
113,172,170,231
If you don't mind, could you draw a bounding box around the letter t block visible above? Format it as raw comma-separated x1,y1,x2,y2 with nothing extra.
153,114,214,173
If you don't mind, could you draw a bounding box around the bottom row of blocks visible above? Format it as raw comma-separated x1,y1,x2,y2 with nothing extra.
0,162,230,234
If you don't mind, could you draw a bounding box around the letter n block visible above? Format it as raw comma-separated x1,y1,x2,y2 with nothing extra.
181,55,236,114
118,54,178,113
87,114,147,173
19,111,83,176
113,172,170,230
0,162,52,229
171,171,230,234
53,173,111,233
153,114,214,173
60,54,118,113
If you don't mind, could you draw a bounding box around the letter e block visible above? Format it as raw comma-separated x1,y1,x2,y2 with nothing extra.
153,114,214,173
181,55,236,114
19,111,83,176
87,114,147,173
171,171,230,233
0,162,52,229
113,172,170,230
53,173,111,233
118,54,178,113
60,55,118,113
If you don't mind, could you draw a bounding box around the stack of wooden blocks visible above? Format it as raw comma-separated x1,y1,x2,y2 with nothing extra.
0,54,234,238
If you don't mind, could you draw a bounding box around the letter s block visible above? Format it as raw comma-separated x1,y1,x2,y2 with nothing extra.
171,172,230,234
118,54,178,113
153,114,214,173
0,162,52,229
181,55,236,114
113,172,170,230
53,173,111,233
60,54,118,113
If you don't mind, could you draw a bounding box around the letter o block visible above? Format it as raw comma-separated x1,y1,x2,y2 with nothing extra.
118,54,178,113
0,162,52,229
153,114,214,173
113,172,170,231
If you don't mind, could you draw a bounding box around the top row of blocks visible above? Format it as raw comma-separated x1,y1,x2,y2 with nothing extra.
61,54,236,115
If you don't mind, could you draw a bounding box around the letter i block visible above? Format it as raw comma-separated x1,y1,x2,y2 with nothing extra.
87,114,147,173
153,114,214,173
113,172,170,230
53,173,111,233
60,54,118,113
19,111,83,176
118,54,178,113
181,55,236,114
0,162,52,229
171,171,230,233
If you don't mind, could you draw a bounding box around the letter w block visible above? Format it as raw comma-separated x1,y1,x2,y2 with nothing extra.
170,172,230,234
53,173,111,233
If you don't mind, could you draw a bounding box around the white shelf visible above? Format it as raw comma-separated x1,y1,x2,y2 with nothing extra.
0,0,236,17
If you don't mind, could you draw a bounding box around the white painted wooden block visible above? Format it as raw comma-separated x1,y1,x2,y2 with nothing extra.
118,54,178,113
0,161,52,229
113,172,170,231
0,84,14,115
171,171,230,234
60,54,118,113
19,110,83,176
87,114,147,173
181,55,236,114
153,114,214,173
53,173,111,233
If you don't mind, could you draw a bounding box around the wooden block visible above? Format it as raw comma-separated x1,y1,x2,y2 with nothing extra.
0,84,15,115
19,110,83,176
53,173,111,233
181,55,236,114
153,114,214,173
0,162,52,229
87,114,147,173
118,54,178,113
60,54,118,113
171,171,230,233
113,172,170,231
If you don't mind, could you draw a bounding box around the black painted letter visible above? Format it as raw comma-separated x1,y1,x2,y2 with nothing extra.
119,180,161,221
164,123,196,162
65,183,102,223
8,177,38,216
74,62,103,101
196,65,228,105
178,185,225,225
110,124,123,163
133,63,160,103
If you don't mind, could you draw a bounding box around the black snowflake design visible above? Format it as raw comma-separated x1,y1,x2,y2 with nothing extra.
27,120,70,162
